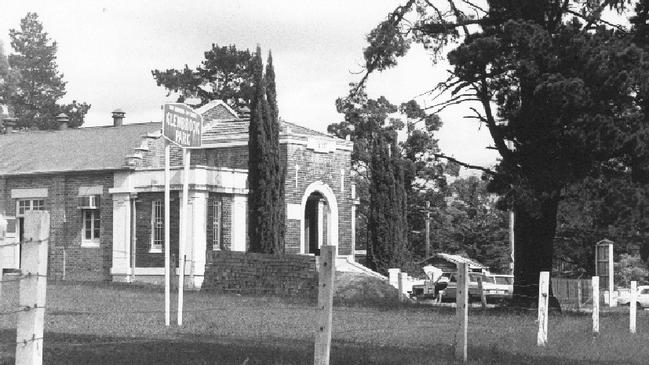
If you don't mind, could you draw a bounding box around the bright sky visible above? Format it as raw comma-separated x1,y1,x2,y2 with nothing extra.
1,0,499,171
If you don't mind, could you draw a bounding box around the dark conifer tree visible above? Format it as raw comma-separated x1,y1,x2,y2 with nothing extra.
6,13,89,129
248,47,285,254
265,52,286,252
367,131,410,274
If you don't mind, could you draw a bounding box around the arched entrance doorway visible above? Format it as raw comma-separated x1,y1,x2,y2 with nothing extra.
300,181,338,254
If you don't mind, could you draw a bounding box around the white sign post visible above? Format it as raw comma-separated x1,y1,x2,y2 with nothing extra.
630,280,637,334
162,103,202,326
592,276,599,336
537,271,549,346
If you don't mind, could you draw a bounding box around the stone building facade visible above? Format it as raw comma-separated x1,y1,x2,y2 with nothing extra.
0,101,361,287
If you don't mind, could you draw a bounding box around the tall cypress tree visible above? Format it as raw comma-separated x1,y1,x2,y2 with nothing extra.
367,131,410,274
265,52,286,252
248,47,285,254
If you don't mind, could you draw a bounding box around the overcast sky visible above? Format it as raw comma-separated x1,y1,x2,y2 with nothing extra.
1,0,499,171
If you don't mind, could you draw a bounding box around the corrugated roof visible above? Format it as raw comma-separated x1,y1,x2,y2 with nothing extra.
0,122,160,176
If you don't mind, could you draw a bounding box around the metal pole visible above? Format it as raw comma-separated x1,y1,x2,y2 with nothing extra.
425,201,430,257
178,148,190,326
608,243,615,307
164,140,170,327
130,198,136,283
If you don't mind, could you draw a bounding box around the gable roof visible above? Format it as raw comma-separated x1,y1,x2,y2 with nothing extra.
0,122,160,176
196,101,239,126
417,253,489,271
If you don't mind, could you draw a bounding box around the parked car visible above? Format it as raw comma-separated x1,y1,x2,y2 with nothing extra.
617,285,649,308
439,272,511,303
488,274,514,300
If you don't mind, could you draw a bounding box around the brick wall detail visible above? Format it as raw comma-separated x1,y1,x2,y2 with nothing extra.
202,251,317,298
134,192,180,267
283,143,353,255
0,172,114,280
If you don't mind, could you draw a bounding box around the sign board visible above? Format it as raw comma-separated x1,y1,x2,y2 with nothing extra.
163,103,203,148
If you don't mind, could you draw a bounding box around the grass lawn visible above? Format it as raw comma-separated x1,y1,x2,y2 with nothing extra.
0,280,648,364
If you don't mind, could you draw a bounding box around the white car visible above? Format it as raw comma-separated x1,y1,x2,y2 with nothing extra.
617,285,649,308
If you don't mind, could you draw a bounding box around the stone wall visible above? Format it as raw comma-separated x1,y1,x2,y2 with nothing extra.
202,251,318,298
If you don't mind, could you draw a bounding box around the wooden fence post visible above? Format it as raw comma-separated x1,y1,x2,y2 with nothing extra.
630,281,637,334
537,271,549,346
15,211,49,365
455,262,468,363
314,245,336,365
592,276,599,336
476,276,487,310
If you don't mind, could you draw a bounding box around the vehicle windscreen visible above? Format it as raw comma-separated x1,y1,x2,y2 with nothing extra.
495,277,513,285
482,276,495,284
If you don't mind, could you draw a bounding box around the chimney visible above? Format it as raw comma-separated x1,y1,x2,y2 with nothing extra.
56,113,69,130
112,108,125,127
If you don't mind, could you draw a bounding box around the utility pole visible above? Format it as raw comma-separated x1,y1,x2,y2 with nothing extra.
425,201,431,258
507,140,515,276
509,208,514,275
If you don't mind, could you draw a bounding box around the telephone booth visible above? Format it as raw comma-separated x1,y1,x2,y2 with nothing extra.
595,239,615,307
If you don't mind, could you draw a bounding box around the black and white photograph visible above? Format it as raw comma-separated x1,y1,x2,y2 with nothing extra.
1,1,649,364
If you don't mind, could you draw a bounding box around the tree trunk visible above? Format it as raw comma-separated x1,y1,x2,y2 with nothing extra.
512,195,561,309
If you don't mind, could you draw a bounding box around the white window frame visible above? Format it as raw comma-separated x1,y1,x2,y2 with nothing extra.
150,200,163,253
16,199,46,216
212,201,222,251
81,209,100,248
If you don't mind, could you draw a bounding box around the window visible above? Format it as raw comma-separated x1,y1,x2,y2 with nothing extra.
151,200,163,253
16,199,47,244
82,209,100,246
212,201,222,250
17,199,45,216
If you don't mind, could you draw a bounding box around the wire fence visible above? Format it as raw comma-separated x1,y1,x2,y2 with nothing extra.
1,232,648,364
2,274,649,364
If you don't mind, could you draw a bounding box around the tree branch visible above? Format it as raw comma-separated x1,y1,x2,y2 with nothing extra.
447,0,470,36
430,153,495,175
565,8,627,33
353,0,417,94
479,75,511,159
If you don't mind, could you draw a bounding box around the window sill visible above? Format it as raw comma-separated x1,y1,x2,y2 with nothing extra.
81,240,100,248
149,247,163,254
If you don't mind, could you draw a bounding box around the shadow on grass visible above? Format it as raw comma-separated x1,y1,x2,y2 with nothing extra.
0,328,634,365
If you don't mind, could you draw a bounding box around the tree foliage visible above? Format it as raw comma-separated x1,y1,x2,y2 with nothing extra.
0,41,16,108
329,85,458,273
615,254,649,287
437,176,510,273
555,166,649,277
247,47,286,254
152,44,254,109
361,0,649,306
5,12,89,129
367,132,411,273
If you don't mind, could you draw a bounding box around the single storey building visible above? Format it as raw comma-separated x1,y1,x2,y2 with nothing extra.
0,101,363,287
